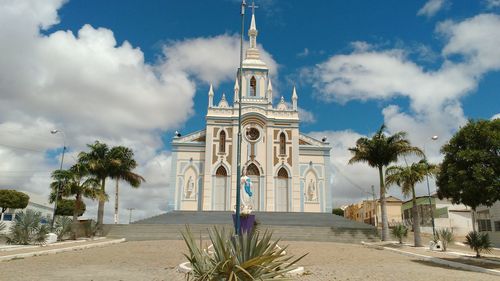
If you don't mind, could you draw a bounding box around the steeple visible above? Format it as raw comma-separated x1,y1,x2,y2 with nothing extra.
244,2,263,63
208,83,214,108
292,86,298,111
234,78,239,103
267,79,273,103
249,13,258,49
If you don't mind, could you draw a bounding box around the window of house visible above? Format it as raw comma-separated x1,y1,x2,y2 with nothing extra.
495,221,500,232
478,219,492,232
250,76,256,96
279,132,286,155
219,130,226,153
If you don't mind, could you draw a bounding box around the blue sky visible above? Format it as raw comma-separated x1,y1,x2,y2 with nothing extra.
52,0,499,140
1,0,499,221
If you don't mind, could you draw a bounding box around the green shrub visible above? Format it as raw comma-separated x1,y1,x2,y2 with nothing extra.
436,228,454,251
182,226,306,280
54,216,73,240
391,224,408,244
5,209,49,245
465,231,492,258
83,220,99,238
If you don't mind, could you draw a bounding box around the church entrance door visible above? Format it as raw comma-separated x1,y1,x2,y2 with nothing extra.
276,168,289,212
214,176,226,210
214,166,228,211
246,163,260,211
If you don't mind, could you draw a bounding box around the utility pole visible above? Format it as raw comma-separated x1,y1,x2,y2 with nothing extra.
126,208,135,224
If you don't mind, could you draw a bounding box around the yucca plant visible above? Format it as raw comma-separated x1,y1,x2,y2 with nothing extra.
182,226,307,280
436,228,454,251
391,224,408,244
5,209,50,245
465,231,492,258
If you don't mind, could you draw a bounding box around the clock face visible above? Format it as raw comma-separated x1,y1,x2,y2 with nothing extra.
246,127,260,141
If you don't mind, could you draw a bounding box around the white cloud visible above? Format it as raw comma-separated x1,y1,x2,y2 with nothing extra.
0,0,278,223
162,35,278,86
492,113,500,120
305,13,500,206
486,0,500,8
297,48,309,58
417,0,447,18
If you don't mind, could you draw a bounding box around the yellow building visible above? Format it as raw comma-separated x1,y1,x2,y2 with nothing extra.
345,196,403,226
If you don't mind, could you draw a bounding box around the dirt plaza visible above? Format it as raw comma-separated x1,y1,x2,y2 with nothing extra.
0,239,498,281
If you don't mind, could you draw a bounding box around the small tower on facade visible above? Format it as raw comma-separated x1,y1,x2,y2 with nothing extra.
208,84,214,108
267,79,273,104
292,86,298,111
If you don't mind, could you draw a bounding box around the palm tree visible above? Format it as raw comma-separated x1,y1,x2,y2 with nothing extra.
50,164,104,223
348,125,423,241
385,159,438,246
77,141,112,230
108,146,145,224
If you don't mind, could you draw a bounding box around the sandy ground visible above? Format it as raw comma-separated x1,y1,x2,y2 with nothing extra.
0,240,498,281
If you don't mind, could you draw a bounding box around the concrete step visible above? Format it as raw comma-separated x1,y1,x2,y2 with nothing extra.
107,211,379,243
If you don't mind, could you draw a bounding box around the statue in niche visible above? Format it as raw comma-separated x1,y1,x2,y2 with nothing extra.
307,179,317,201
185,176,195,199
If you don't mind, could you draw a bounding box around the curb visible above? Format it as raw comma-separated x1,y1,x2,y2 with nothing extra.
0,238,126,262
361,242,500,277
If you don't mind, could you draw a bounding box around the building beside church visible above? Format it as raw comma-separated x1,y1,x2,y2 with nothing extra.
167,11,332,213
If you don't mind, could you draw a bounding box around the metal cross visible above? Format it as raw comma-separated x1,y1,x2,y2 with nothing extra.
249,1,258,14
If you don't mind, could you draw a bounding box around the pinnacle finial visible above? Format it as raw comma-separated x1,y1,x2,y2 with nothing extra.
292,85,298,99
267,79,273,92
209,83,214,96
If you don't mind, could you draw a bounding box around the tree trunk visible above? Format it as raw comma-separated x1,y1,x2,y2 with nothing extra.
379,165,389,241
72,194,81,240
471,207,477,233
97,178,106,234
114,179,119,224
411,186,422,247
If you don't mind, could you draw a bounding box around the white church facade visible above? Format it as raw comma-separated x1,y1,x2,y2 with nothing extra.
167,12,332,213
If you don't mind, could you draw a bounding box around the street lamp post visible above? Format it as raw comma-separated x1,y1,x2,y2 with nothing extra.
424,135,438,239
234,0,246,236
50,129,66,231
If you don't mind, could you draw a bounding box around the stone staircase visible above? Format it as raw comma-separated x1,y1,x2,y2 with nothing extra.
105,211,379,243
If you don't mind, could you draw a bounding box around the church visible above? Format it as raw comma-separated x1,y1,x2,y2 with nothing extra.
167,11,332,213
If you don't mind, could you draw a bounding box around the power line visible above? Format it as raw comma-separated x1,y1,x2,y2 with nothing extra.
0,142,48,153
330,161,374,196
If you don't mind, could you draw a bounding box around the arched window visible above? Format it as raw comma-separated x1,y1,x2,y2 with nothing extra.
277,167,288,178
250,76,256,96
279,132,286,155
246,163,260,176
219,130,226,153
216,165,227,176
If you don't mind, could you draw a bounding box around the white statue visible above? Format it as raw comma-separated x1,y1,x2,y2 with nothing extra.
239,175,253,213
307,179,317,201
185,176,195,199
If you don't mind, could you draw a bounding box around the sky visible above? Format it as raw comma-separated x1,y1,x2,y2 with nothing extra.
0,0,499,223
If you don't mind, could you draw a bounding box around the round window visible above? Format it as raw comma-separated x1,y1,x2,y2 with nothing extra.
246,127,260,141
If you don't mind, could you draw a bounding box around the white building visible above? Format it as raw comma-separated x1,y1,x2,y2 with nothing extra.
0,191,53,233
167,11,332,213
476,202,500,247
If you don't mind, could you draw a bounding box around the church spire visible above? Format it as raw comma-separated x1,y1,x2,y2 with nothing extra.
292,85,298,111
267,79,273,103
208,83,214,108
245,1,261,61
249,12,258,49
233,78,239,104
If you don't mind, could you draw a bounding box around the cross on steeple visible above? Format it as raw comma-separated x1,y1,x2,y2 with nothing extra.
250,1,258,15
